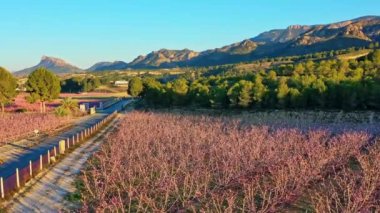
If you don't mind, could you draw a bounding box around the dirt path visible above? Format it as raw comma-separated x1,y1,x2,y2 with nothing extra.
3,114,122,212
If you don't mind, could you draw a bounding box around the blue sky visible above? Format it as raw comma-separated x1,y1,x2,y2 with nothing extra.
1,0,379,71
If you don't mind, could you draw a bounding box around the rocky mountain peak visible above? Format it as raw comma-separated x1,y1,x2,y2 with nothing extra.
40,56,68,67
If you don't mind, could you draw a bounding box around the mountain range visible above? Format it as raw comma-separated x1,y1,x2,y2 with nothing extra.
13,16,380,75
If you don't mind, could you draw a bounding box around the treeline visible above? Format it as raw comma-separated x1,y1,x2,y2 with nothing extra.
131,50,380,110
61,77,101,93
0,67,98,114
0,67,64,113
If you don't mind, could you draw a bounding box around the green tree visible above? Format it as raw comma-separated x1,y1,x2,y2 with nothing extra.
128,77,144,97
210,81,228,109
305,60,315,74
228,80,254,108
171,78,189,106
268,70,277,81
189,82,210,107
288,88,302,108
372,49,380,66
276,77,289,108
0,67,17,113
252,75,267,107
83,78,98,92
294,63,305,75
310,79,327,108
61,77,82,93
142,77,166,106
227,82,240,108
25,68,61,113
238,80,253,108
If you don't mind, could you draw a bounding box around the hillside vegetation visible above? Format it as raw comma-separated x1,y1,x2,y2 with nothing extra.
135,49,380,110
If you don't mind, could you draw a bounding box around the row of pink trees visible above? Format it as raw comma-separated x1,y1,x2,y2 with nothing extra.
0,113,68,143
79,112,380,212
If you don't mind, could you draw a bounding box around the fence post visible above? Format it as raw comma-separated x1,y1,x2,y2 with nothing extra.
77,133,79,143
48,150,51,164
54,146,57,156
72,135,75,145
30,160,33,177
59,140,65,154
40,155,43,170
16,168,20,188
67,138,70,149
1,177,4,199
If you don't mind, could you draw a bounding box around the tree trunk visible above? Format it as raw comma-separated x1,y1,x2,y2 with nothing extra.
1,103,4,114
40,102,43,113
42,102,46,113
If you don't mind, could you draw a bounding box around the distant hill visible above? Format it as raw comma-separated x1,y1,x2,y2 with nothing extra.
14,56,83,76
123,15,380,68
128,49,199,69
87,61,128,72
252,25,312,43
16,16,380,72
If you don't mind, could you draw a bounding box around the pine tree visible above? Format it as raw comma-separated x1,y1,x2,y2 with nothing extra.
238,80,253,108
252,76,267,107
0,67,18,113
276,77,289,108
128,77,144,97
171,78,189,106
25,68,61,113
189,82,210,107
227,83,240,108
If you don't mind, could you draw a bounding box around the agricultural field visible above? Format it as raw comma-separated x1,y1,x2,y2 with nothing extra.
78,110,380,212
0,113,68,144
1,4,380,212
5,92,117,113
336,49,372,60
1,91,120,144
4,93,60,112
